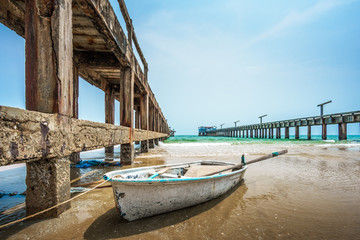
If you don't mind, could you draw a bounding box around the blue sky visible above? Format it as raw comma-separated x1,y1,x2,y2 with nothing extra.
0,0,359,135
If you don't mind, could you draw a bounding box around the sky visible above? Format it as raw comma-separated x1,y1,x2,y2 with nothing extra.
0,0,359,135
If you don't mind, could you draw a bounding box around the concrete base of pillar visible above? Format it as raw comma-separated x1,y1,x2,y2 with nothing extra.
69,152,80,164
121,143,134,165
149,139,155,148
26,157,70,218
105,146,114,162
141,140,149,153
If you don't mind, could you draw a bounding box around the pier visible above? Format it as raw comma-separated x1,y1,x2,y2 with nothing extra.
0,0,170,218
205,111,360,140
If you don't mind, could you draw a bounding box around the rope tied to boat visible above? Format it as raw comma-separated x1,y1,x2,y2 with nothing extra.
0,176,113,229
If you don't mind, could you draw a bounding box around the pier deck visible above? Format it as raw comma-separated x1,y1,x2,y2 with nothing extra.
0,0,170,218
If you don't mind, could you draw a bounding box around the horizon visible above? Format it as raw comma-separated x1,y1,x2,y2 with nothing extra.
1,0,359,135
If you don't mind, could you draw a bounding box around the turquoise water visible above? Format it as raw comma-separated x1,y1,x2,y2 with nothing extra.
165,135,360,144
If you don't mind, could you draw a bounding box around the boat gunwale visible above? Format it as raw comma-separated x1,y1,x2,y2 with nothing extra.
103,161,247,184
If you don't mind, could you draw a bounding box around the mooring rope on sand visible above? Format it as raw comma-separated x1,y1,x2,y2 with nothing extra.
0,177,112,229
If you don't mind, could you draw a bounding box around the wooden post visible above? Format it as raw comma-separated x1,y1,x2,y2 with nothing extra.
322,122,327,140
338,122,347,140
25,0,73,217
250,129,253,138
120,67,134,164
149,104,155,148
307,125,312,140
140,93,149,152
285,127,289,139
264,128,267,138
105,84,115,155
70,63,80,164
295,126,299,139
134,106,140,144
154,109,159,145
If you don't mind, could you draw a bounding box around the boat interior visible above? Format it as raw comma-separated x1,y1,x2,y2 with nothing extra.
111,161,243,180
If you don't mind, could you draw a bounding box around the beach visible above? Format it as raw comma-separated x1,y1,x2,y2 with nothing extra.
1,136,360,239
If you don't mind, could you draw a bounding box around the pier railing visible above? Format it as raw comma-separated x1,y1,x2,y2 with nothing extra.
206,111,360,140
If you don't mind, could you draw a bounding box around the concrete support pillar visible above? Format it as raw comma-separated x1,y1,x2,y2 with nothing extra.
322,123,327,140
338,122,347,140
285,127,290,139
25,0,73,218
149,104,155,148
295,126,299,140
140,93,149,152
307,125,312,140
26,158,70,218
250,129,253,138
264,128,267,138
276,128,281,139
105,84,115,155
120,67,134,164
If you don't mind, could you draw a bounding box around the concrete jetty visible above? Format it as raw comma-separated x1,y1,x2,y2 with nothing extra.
204,111,360,140
0,0,170,218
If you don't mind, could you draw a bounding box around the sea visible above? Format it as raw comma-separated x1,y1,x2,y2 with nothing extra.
1,135,360,239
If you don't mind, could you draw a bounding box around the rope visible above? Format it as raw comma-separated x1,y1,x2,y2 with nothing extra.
0,177,112,229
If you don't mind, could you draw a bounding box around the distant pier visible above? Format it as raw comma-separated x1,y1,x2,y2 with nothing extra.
204,111,360,140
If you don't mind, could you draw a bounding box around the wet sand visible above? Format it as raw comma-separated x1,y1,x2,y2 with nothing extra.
1,140,360,239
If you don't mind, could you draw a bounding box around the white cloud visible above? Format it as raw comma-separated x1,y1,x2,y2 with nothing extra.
246,0,356,46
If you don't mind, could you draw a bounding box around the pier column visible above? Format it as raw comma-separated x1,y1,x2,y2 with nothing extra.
338,122,347,140
149,104,155,148
322,122,327,140
135,106,140,144
264,129,267,138
307,126,312,140
154,110,159,145
25,0,73,217
276,128,280,139
105,84,115,156
140,93,149,152
120,67,134,164
285,127,290,139
295,126,299,140
250,129,253,138
70,62,80,164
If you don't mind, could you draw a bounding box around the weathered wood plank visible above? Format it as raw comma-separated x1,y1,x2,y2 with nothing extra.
0,106,168,166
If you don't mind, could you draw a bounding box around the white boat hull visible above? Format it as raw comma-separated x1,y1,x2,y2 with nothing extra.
104,161,247,221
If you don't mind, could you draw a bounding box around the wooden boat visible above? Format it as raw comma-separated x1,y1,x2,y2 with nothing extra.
103,161,247,221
